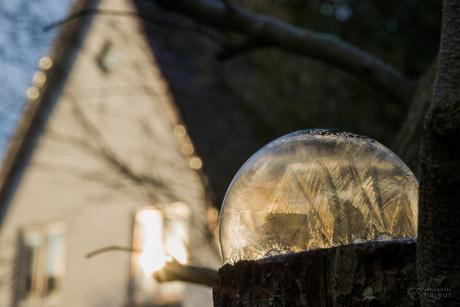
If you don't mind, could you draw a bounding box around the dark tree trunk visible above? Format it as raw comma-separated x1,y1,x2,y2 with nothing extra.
417,0,460,306
213,240,417,307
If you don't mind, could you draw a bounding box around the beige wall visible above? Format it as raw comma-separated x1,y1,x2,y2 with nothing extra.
0,0,220,306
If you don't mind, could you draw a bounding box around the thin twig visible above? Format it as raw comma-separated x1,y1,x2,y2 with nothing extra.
44,9,136,31
86,245,143,258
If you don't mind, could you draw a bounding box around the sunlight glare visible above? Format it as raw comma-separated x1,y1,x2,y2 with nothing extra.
166,240,187,264
138,210,166,274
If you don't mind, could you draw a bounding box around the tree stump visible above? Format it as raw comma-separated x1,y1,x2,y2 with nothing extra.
213,239,418,306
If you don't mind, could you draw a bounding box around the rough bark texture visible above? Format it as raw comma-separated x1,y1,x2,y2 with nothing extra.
214,240,418,307
417,0,460,306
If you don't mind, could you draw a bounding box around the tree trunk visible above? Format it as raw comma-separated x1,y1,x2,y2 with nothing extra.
417,0,460,306
213,240,417,306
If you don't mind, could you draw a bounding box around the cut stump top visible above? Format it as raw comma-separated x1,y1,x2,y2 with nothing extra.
213,239,418,307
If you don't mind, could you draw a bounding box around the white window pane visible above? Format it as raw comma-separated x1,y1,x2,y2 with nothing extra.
16,223,65,305
131,205,190,305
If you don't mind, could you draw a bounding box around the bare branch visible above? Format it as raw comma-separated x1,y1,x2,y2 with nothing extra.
220,0,236,13
152,0,416,107
216,35,269,61
154,257,217,287
45,8,224,45
86,246,217,287
51,95,176,200
44,9,135,31
86,246,142,258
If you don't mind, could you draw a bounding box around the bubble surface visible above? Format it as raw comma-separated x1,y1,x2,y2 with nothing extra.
219,129,418,264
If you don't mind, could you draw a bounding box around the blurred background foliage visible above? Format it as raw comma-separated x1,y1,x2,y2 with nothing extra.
143,0,442,209
230,0,442,145
271,0,441,79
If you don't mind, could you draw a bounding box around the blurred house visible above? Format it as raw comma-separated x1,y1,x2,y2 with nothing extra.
0,0,221,306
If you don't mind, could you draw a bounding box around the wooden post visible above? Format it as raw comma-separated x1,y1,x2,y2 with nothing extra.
213,239,417,306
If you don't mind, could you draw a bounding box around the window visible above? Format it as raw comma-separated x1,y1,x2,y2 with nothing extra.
97,41,119,72
14,222,66,307
131,203,190,306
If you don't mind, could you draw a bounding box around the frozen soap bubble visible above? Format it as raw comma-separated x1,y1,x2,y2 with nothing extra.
219,129,418,264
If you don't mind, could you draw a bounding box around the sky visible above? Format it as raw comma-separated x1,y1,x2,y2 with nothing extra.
0,0,74,158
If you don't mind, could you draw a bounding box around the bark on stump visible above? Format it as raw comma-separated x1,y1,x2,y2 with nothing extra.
213,239,417,307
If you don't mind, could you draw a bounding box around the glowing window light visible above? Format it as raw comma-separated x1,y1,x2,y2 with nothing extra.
165,239,187,264
136,210,166,274
164,202,190,264
134,205,190,275
132,205,190,304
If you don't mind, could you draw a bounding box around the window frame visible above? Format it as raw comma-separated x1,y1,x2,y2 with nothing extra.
13,221,66,307
129,203,191,307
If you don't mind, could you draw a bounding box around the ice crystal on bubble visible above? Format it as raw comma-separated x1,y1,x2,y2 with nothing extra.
219,129,418,264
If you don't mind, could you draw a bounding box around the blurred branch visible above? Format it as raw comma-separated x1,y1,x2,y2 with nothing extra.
45,9,223,45
52,94,176,201
151,0,416,107
154,257,217,287
220,0,235,12
86,245,142,258
46,1,415,106
45,9,135,31
86,246,217,287
216,35,270,61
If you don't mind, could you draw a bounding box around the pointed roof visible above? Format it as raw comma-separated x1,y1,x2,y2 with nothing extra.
0,0,98,224
134,3,280,209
